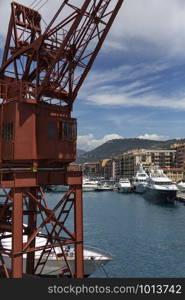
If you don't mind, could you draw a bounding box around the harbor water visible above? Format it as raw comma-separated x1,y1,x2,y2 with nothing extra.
46,191,185,278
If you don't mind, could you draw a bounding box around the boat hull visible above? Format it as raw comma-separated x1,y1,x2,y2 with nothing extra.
2,255,110,277
134,184,147,194
143,188,177,203
83,187,96,192
117,186,132,193
95,188,114,191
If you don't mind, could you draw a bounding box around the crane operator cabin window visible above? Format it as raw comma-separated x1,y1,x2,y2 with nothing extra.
2,122,13,141
59,121,76,141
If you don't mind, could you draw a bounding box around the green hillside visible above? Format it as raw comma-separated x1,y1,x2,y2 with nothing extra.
76,138,185,164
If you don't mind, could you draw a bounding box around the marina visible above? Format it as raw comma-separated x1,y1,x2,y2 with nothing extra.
1,189,185,278
81,191,185,278
1,0,185,283
40,190,185,278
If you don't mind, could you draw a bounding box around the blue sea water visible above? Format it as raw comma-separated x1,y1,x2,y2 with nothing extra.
46,191,185,278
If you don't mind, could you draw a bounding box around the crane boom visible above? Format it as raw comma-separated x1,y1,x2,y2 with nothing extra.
0,0,124,107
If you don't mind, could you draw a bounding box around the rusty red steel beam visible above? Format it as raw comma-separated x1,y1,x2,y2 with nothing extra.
73,0,124,98
26,188,37,274
0,254,10,278
0,0,124,107
39,189,74,232
8,240,76,256
23,189,75,251
12,189,23,278
74,185,84,278
1,2,41,68
36,189,76,270
0,186,82,278
36,0,93,100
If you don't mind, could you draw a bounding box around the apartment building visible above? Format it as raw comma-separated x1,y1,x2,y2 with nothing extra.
115,149,176,179
174,145,185,168
83,162,100,177
163,168,184,182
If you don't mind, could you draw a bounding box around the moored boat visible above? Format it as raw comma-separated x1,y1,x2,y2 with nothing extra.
82,177,98,192
176,180,185,192
95,180,114,191
117,178,132,193
0,230,112,277
132,164,148,194
143,168,178,203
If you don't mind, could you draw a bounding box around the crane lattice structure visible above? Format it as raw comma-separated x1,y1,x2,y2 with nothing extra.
0,0,124,278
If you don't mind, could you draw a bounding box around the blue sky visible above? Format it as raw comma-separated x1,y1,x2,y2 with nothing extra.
1,0,185,150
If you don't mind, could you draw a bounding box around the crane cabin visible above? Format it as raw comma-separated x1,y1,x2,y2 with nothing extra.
0,99,77,167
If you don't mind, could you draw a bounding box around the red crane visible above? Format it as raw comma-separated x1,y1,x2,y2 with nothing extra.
0,0,124,278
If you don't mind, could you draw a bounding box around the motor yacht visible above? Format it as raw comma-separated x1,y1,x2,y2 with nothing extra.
143,168,178,203
95,180,114,191
117,178,132,193
132,164,149,194
82,177,98,192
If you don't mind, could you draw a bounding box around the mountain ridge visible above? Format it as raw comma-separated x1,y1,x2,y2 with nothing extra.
76,138,185,164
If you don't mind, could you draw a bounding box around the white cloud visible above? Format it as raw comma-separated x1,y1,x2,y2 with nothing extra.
79,60,185,111
77,134,124,151
137,133,168,141
86,92,185,110
80,61,170,94
109,0,185,56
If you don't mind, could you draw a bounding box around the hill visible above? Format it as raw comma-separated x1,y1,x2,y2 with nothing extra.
77,149,87,157
76,138,185,164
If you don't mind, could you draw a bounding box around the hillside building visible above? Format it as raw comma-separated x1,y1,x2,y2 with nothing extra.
82,162,100,177
174,145,185,169
115,148,176,179
163,168,184,182
99,159,114,179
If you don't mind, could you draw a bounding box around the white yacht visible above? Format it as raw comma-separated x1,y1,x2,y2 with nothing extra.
82,178,98,192
0,229,112,277
133,165,149,194
176,180,185,192
143,168,178,203
95,180,114,191
117,178,132,193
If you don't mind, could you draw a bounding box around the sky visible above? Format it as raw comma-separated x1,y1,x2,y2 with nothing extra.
1,0,185,150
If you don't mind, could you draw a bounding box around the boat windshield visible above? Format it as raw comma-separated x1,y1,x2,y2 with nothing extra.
154,181,173,185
